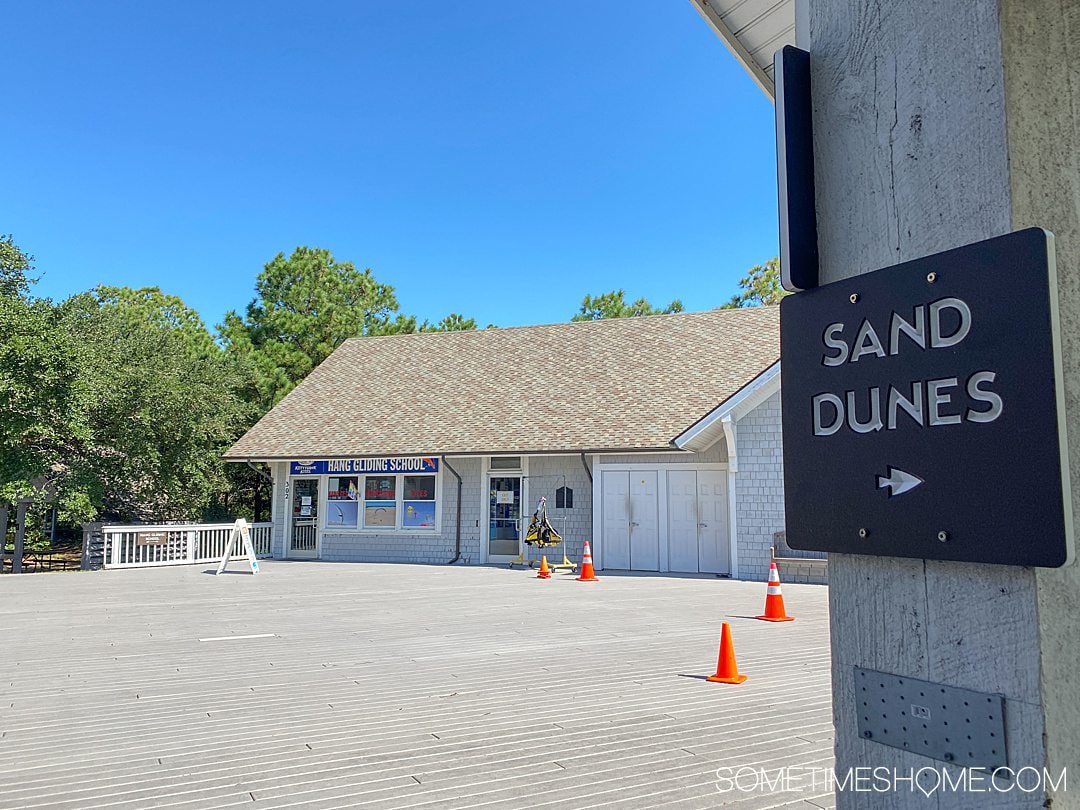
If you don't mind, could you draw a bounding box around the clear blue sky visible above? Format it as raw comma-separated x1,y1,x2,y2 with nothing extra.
3,1,778,330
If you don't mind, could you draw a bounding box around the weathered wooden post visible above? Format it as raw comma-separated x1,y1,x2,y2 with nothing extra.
81,522,104,571
0,503,9,574
12,498,30,574
797,0,1080,804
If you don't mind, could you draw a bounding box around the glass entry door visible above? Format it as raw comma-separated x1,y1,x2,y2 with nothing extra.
488,475,522,560
289,477,319,558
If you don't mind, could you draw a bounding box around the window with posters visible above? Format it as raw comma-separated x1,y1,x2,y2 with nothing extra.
364,475,398,528
326,476,359,527
289,458,441,533
402,475,436,528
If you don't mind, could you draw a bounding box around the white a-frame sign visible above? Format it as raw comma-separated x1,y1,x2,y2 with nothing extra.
216,518,260,575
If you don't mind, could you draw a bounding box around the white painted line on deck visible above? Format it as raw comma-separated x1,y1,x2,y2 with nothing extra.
198,633,277,642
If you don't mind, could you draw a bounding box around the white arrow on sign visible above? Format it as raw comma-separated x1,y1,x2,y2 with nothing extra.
877,467,924,497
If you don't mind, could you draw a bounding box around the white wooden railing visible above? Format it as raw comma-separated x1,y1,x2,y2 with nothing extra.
102,522,273,569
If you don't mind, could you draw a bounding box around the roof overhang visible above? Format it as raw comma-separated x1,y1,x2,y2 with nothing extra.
223,445,696,464
674,360,781,453
686,0,799,100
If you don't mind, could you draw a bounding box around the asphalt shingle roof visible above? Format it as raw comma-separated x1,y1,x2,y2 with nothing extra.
224,307,780,460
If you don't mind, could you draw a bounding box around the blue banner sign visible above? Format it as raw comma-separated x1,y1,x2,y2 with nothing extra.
290,457,439,476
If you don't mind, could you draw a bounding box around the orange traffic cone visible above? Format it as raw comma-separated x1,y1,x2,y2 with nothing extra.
707,622,748,684
536,555,551,579
756,561,795,622
576,541,599,581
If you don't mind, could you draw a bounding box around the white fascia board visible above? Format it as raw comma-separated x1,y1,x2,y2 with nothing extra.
686,0,775,99
674,361,781,452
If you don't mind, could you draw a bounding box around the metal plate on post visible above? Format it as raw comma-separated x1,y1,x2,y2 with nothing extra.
855,667,1007,769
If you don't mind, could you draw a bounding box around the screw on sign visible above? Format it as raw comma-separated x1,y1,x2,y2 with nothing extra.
780,229,1073,567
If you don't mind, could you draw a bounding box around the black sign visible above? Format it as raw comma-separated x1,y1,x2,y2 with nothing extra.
781,228,1073,567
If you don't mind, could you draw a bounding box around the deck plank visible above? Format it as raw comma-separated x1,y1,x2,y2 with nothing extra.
0,563,833,808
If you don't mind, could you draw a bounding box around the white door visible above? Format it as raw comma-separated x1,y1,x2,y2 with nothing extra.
629,472,660,571
487,475,524,563
667,470,699,572
697,470,730,574
601,471,631,569
289,477,320,559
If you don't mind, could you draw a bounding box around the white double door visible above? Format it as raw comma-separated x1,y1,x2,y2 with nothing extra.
666,469,730,574
600,468,729,574
602,471,661,571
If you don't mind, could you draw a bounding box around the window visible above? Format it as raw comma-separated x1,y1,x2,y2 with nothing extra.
364,476,397,528
489,456,522,470
555,486,573,509
403,475,436,528
326,476,359,527
313,470,439,532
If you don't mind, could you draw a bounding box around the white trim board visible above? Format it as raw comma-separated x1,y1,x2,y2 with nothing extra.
686,0,776,99
674,361,781,453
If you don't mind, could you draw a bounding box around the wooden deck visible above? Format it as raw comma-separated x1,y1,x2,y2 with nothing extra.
1,562,834,809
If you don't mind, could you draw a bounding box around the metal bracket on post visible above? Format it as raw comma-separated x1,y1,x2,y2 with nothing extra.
855,667,1008,769
775,45,819,292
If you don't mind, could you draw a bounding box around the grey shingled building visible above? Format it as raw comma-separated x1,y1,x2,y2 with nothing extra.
226,306,802,581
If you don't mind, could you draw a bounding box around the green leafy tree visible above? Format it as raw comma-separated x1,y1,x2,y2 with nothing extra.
0,234,36,298
58,288,253,521
0,236,84,531
0,287,89,522
221,247,412,408
1,259,254,525
720,257,788,308
3,240,486,529
420,313,478,332
221,247,477,408
93,286,221,357
218,250,484,517
571,290,684,321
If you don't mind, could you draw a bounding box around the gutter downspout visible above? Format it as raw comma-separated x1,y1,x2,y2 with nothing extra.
442,456,463,564
580,452,593,483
